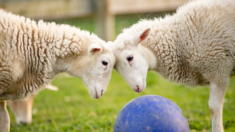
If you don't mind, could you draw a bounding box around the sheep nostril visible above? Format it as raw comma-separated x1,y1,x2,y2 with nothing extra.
136,85,139,92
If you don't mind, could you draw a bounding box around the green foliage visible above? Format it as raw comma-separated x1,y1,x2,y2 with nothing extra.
8,13,235,131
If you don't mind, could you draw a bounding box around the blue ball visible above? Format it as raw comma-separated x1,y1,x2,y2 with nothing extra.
114,95,189,132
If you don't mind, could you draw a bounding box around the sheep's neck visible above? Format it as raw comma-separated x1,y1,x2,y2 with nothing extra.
13,25,88,92
143,23,205,87
143,25,186,84
36,26,91,70
138,44,156,70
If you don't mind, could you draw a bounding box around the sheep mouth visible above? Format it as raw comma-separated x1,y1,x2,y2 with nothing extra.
133,78,145,93
94,87,100,99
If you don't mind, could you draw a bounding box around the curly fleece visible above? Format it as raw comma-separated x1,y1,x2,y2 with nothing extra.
0,10,106,100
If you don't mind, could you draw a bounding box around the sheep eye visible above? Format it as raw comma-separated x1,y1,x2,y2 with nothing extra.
102,61,108,66
127,55,133,62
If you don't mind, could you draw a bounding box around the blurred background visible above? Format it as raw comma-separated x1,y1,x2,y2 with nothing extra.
0,0,188,41
1,0,235,132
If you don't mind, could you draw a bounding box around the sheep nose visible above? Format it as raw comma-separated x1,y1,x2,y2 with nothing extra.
135,85,140,93
101,90,104,96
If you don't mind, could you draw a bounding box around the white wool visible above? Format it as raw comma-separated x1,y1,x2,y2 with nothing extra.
0,10,114,100
112,0,235,131
114,0,235,87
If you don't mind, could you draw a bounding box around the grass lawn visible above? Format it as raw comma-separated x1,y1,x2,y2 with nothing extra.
8,13,235,132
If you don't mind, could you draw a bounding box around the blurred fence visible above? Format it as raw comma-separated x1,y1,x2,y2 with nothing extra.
0,0,188,41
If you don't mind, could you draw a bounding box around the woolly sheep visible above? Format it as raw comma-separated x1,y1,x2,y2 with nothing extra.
7,84,58,125
0,10,115,132
109,0,235,131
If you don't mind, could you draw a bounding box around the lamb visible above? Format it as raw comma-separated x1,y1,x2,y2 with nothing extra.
0,10,115,132
7,84,58,125
109,0,235,131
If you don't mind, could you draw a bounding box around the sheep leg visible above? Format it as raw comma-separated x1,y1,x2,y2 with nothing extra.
209,80,227,132
0,101,10,132
8,94,36,124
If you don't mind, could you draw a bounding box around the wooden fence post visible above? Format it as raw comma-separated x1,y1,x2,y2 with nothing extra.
94,0,115,41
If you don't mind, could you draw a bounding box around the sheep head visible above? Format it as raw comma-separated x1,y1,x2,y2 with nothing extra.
67,38,115,99
109,28,153,93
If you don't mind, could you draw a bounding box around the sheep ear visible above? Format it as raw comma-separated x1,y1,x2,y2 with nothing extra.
88,43,102,55
132,28,151,46
107,41,114,50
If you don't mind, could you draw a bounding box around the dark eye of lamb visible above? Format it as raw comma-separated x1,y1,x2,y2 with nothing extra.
127,55,133,62
102,61,108,66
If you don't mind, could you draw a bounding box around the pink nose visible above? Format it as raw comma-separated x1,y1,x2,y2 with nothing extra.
135,85,140,93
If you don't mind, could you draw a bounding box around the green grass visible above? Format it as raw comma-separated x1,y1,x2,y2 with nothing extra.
8,71,235,132
8,13,235,131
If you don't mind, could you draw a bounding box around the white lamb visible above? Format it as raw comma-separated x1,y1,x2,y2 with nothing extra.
0,10,115,132
109,0,235,131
